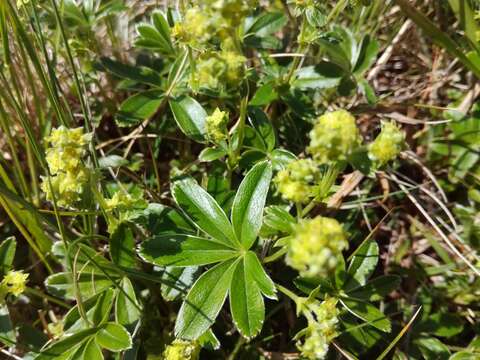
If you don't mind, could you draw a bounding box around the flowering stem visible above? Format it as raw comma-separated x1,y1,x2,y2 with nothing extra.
276,284,301,303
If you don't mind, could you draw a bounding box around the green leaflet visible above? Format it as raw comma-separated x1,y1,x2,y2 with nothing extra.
175,259,239,340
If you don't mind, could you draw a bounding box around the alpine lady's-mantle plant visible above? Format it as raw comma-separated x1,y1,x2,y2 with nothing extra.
3,0,477,359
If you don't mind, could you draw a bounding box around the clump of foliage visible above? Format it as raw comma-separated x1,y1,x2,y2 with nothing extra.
0,0,479,359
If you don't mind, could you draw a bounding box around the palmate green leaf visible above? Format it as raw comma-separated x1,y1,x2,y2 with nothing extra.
169,96,207,142
340,298,391,333
231,161,272,249
116,90,164,127
64,290,114,335
245,251,276,299
135,23,174,54
345,240,379,291
34,328,98,360
172,177,238,248
175,259,238,340
115,277,141,327
230,258,264,338
95,323,132,352
139,234,239,266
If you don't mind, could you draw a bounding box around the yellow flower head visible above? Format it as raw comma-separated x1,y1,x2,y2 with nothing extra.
172,7,211,47
287,216,348,277
297,297,339,360
274,158,319,203
368,121,405,165
2,270,28,297
190,50,245,91
42,126,90,208
163,340,199,360
206,108,229,143
307,110,362,164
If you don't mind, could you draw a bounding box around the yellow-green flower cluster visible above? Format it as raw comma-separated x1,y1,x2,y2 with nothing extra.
105,190,145,212
1,270,28,297
190,50,246,91
171,7,212,47
163,340,199,360
274,159,320,203
41,126,91,208
368,121,405,165
297,297,339,360
287,216,348,277
206,108,229,143
307,110,362,164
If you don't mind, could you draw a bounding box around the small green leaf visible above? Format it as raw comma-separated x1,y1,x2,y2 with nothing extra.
91,289,115,326
169,96,207,142
116,90,163,127
172,177,237,248
100,57,162,86
115,277,141,327
345,240,379,291
110,224,136,268
249,83,278,106
348,275,400,301
161,266,200,301
230,258,264,338
263,206,295,235
79,339,104,360
415,336,450,360
0,236,16,275
248,107,276,152
245,251,276,299
341,298,391,333
45,271,115,300
245,11,287,36
231,161,272,249
139,234,239,267
199,147,227,162
135,24,173,54
0,305,15,346
175,259,238,340
34,328,98,360
95,323,132,352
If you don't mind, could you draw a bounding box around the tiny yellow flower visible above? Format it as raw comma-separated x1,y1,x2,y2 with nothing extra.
205,108,228,143
172,7,211,47
368,121,405,165
163,340,199,360
189,50,245,91
287,216,348,277
307,110,362,164
41,126,90,208
274,159,319,203
297,297,339,360
2,270,28,297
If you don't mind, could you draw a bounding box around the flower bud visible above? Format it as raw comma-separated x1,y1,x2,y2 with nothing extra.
368,121,405,165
